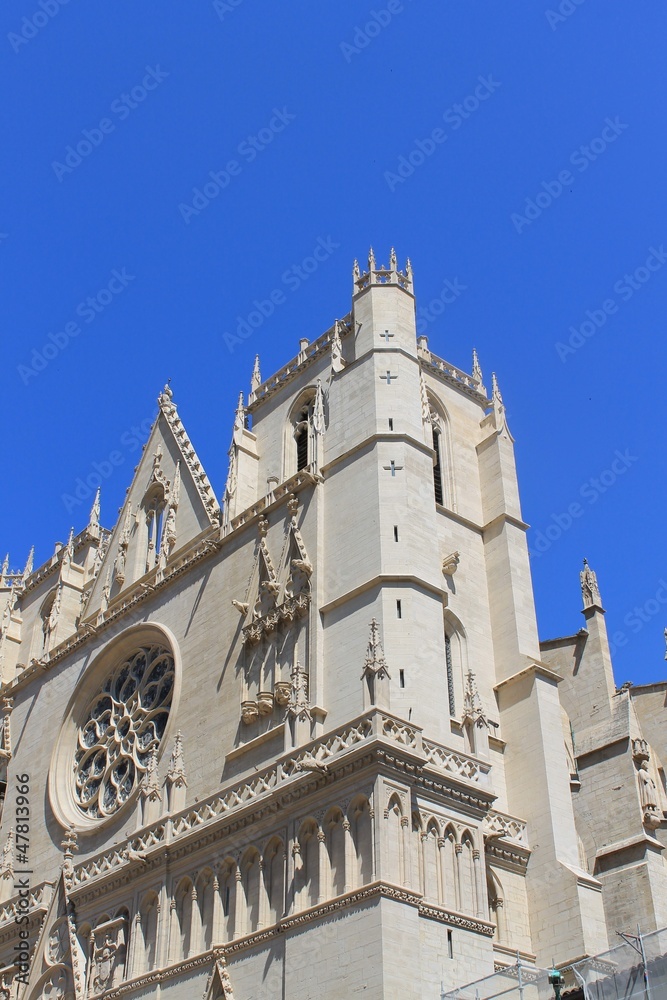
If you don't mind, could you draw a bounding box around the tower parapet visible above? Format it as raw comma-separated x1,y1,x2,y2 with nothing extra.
353,246,413,297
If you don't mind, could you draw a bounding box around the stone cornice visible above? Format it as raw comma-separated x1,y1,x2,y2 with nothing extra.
248,314,353,411
494,661,562,694
319,572,445,615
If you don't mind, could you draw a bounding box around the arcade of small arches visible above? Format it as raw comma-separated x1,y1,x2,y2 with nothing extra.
65,796,508,987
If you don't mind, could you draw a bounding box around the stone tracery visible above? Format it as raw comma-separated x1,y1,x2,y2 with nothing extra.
73,645,174,820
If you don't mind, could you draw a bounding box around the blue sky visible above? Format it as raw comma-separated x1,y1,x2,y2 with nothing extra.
2,0,666,684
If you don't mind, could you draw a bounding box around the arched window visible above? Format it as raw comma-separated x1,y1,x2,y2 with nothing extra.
428,400,455,510
443,612,467,721
264,838,285,924
287,387,322,478
143,487,166,573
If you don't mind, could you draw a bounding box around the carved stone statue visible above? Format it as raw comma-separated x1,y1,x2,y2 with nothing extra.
637,760,661,829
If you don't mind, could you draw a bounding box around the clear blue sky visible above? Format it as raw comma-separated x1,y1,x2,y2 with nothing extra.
2,1,665,684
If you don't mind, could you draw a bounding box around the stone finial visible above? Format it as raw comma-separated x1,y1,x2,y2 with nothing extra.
368,247,376,271
168,731,186,782
491,373,503,408
462,669,486,724
159,380,173,403
352,259,360,281
61,827,78,875
232,391,245,448
363,619,390,681
664,627,667,660
287,661,311,722
250,354,261,392
331,320,345,374
1,830,14,875
1,555,8,582
312,380,325,436
22,546,34,582
89,488,101,528
472,349,483,385
420,371,431,425
141,747,161,798
389,246,397,269
580,558,602,610
405,257,413,283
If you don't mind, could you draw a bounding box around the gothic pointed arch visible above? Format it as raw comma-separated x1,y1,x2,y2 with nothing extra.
284,382,325,478
443,609,468,720
427,394,456,510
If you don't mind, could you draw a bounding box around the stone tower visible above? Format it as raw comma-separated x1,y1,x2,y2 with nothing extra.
1,250,664,1000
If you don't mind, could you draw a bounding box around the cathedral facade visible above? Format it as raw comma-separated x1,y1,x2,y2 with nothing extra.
0,251,665,999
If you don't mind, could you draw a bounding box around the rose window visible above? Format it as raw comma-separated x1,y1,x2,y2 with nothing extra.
73,645,174,819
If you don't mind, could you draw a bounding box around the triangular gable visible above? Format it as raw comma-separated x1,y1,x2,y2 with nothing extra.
84,385,219,616
22,867,85,1000
276,496,312,603
204,956,236,999
241,519,280,623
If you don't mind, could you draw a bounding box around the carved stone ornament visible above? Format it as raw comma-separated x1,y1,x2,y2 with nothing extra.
632,738,650,763
241,700,259,725
442,552,460,577
90,915,127,993
637,760,661,829
257,691,275,716
274,681,291,707
580,558,602,609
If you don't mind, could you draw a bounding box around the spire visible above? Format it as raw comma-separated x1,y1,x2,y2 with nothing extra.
472,348,483,385
362,619,390,709
491,372,503,408
363,619,390,680
141,747,161,797
250,355,261,393
234,391,245,438
22,546,34,582
580,558,603,610
463,669,485,723
89,487,101,527
168,731,186,782
61,528,75,570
